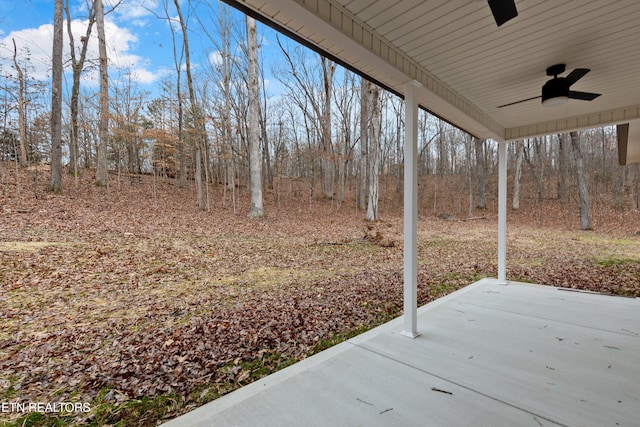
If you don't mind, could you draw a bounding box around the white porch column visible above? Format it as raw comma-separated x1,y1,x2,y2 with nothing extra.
497,140,508,284
402,81,421,338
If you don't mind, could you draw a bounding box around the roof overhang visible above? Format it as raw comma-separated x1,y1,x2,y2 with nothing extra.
226,0,640,164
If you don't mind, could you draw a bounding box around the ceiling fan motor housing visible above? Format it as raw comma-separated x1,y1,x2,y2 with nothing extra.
542,78,568,103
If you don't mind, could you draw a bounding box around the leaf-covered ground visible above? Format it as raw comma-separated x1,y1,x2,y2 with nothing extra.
0,166,638,425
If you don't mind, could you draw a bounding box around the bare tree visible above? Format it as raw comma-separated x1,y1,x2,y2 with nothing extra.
391,97,404,194
219,5,236,208
570,131,592,230
417,111,435,176
436,119,448,177
533,136,546,203
258,58,273,191
633,165,640,211
65,0,96,175
275,38,335,200
212,2,236,207
110,72,147,176
557,133,569,204
49,0,64,192
320,57,336,199
358,77,369,210
512,142,524,210
246,15,263,217
173,0,204,210
161,0,186,187
465,135,473,216
11,39,28,168
475,137,486,209
334,70,357,206
365,84,381,221
94,0,109,186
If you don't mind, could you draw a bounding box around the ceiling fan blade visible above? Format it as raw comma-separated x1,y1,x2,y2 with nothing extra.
488,0,518,26
568,91,601,101
497,95,541,108
564,68,590,86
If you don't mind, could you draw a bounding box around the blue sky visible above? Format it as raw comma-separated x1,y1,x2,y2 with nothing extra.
0,0,286,96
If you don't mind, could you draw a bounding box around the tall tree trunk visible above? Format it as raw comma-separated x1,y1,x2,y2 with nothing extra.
466,135,474,217
259,63,273,191
336,119,345,205
176,66,185,187
173,0,204,210
335,70,351,206
66,0,95,174
365,85,380,221
475,137,486,209
164,0,186,187
220,3,233,202
533,137,544,202
246,16,263,218
321,57,336,199
94,0,109,187
358,78,369,210
12,39,27,168
395,103,403,194
437,120,447,177
49,0,64,192
558,133,569,204
512,142,524,210
335,125,345,205
570,131,592,230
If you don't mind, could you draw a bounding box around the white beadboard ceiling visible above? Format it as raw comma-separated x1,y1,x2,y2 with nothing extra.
227,0,640,146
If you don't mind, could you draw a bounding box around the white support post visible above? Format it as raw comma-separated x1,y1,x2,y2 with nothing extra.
402,81,421,338
497,140,508,284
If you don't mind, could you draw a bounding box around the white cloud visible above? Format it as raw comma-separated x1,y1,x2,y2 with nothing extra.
208,50,222,67
1,24,57,81
130,19,149,28
167,14,183,34
108,0,158,21
127,67,159,85
0,18,161,87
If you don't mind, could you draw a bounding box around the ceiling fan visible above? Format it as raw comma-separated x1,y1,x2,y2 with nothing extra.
487,0,518,26
497,64,602,108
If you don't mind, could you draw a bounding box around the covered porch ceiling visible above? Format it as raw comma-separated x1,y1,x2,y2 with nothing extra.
226,0,640,163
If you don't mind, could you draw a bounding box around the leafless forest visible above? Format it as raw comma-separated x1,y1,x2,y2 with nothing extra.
2,3,640,223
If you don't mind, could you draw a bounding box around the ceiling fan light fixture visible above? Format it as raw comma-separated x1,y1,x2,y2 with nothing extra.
541,78,569,107
542,96,568,107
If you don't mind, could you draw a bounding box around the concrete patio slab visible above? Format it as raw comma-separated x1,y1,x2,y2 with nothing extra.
163,278,640,426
